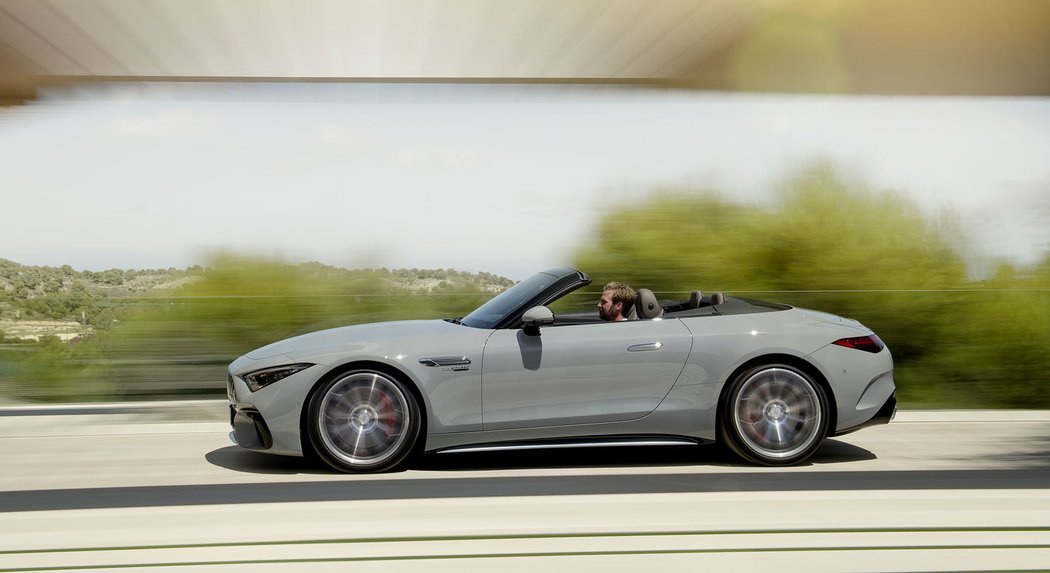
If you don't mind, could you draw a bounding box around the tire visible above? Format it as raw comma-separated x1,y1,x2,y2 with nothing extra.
719,364,829,466
306,369,421,473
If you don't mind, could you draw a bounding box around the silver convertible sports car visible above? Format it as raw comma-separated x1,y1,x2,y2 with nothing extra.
227,267,896,472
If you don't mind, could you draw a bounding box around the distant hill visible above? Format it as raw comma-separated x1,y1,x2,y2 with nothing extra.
0,258,200,299
0,259,514,340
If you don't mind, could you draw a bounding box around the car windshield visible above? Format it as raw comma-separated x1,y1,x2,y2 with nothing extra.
460,272,558,329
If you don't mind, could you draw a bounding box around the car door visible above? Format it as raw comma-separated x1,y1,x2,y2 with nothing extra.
480,318,693,430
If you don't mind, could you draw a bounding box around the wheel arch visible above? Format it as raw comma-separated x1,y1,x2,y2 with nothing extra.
716,353,838,439
298,359,429,459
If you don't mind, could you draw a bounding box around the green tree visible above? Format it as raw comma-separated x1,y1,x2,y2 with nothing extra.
575,163,1048,408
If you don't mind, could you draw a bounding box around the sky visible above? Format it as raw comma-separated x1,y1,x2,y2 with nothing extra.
1,83,1048,280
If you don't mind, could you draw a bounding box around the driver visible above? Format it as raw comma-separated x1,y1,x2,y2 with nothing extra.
598,281,636,322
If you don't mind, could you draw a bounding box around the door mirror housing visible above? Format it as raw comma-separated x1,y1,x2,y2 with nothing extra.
521,306,554,336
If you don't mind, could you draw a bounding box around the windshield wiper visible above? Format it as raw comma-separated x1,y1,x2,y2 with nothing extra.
445,318,463,325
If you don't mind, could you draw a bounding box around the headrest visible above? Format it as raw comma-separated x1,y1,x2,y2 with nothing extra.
710,291,725,305
688,290,702,309
635,288,664,319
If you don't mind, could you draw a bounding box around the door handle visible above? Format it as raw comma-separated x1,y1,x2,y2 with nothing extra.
627,342,663,352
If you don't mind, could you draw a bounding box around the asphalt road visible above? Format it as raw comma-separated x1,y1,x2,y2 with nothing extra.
0,401,1048,572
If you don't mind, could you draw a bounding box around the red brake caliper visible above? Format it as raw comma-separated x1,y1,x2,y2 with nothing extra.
379,392,394,439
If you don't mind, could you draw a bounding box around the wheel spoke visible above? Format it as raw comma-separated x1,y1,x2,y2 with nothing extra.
329,419,357,446
375,421,402,437
367,377,380,405
770,421,784,445
754,382,774,404
782,389,809,410
351,426,368,457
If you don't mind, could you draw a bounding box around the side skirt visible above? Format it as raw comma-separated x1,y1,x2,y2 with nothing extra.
434,436,702,455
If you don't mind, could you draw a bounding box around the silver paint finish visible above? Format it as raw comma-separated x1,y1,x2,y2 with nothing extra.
424,383,721,451
807,342,895,431
228,320,494,455
227,294,895,462
480,319,692,429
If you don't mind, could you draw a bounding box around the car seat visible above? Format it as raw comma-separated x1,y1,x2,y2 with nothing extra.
635,288,664,319
688,290,703,309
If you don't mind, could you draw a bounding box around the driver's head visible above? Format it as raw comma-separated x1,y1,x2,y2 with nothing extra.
598,281,635,321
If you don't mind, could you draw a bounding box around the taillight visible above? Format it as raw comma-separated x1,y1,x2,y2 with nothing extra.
832,335,884,353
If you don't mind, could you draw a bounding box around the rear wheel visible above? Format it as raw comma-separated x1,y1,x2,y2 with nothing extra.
306,370,420,473
720,364,828,466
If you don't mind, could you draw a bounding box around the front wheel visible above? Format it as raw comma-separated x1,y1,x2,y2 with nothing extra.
719,364,829,466
306,370,420,473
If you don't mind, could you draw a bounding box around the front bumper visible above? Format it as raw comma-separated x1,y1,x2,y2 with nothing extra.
229,406,274,450
226,371,273,450
226,361,313,456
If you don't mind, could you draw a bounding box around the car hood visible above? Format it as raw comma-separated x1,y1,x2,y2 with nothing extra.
245,319,465,360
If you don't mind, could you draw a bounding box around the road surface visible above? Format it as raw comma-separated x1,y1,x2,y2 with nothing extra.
0,401,1047,572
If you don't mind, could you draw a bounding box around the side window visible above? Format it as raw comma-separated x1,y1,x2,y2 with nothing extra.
546,291,607,326
548,291,597,316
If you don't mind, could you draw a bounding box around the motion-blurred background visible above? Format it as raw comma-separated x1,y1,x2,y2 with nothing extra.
1,0,1047,408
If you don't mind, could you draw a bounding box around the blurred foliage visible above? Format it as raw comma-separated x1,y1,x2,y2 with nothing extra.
1,163,1046,408
576,163,1050,408
0,257,501,401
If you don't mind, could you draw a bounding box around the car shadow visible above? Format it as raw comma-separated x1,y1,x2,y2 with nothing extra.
415,439,874,472
808,439,879,464
205,446,331,475
206,439,875,475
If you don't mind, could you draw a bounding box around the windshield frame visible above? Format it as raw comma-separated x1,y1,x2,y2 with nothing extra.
459,267,591,330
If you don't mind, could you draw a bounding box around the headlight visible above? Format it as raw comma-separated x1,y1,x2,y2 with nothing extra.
242,363,314,392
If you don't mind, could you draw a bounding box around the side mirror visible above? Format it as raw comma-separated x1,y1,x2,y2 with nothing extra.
521,306,554,336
